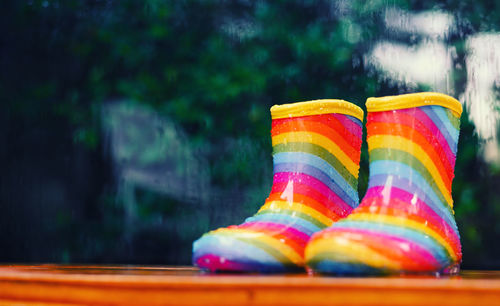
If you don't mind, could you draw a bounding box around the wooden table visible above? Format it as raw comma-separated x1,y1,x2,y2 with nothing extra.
0,265,499,305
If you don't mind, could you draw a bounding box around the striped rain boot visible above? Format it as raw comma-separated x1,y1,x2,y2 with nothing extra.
305,92,463,275
193,100,364,272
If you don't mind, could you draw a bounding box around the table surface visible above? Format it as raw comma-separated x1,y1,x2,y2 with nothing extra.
0,265,499,305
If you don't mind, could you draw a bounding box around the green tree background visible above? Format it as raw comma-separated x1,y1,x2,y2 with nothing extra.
1,0,499,268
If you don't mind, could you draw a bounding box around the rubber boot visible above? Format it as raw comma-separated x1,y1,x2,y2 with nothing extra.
305,92,462,275
193,99,364,272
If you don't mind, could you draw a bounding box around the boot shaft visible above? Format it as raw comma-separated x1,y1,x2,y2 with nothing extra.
264,100,363,225
250,100,364,234
365,93,462,213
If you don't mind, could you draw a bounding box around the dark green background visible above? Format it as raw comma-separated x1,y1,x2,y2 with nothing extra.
1,0,499,269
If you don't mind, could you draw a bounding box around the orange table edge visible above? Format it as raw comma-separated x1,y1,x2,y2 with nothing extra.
0,265,499,305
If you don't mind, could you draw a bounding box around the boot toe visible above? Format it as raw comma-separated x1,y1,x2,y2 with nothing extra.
193,228,303,273
305,224,450,275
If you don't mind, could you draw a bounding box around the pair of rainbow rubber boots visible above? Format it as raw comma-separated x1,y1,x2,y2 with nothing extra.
193,92,463,275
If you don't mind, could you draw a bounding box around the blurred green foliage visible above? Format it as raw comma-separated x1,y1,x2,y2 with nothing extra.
1,0,499,268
